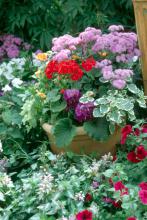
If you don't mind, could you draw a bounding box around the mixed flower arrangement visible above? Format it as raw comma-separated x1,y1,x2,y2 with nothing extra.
21,25,146,147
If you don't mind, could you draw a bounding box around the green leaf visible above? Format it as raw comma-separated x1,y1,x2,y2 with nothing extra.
127,84,139,94
2,110,12,125
109,123,115,134
100,105,110,114
93,108,105,117
50,101,66,113
53,118,76,147
47,90,61,102
83,118,110,141
108,111,122,124
2,109,22,125
118,99,134,111
94,98,109,105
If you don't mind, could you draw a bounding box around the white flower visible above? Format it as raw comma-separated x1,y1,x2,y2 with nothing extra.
132,56,138,62
0,140,3,153
1,173,14,188
11,78,23,88
2,85,12,92
38,173,54,195
74,191,84,201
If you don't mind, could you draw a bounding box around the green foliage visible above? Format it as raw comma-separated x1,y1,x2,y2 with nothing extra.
0,0,108,50
84,118,110,141
53,118,76,147
98,0,135,29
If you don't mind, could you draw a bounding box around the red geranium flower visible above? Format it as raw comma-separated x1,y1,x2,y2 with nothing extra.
112,155,117,162
45,60,58,79
121,125,132,145
82,57,96,72
138,189,147,205
112,200,122,208
109,178,113,186
136,145,147,160
85,193,92,202
114,181,128,196
114,181,125,191
76,210,93,220
142,124,147,133
60,89,65,94
139,182,147,190
134,128,140,136
127,151,140,163
127,217,137,220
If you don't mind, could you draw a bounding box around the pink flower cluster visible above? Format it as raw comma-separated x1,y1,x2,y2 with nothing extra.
52,25,139,64
138,182,147,205
100,65,133,89
0,34,31,61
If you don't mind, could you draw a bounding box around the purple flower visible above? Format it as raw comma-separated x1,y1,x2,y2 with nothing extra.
75,102,94,122
53,49,71,62
101,65,114,80
0,90,3,96
92,181,99,189
112,79,126,89
108,25,124,32
35,49,43,55
63,89,81,109
7,46,20,58
12,37,22,45
23,43,31,50
114,69,133,80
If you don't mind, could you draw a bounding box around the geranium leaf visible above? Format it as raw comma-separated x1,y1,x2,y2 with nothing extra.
53,118,76,147
83,117,110,141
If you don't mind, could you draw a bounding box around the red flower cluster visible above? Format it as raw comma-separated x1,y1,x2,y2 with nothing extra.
85,193,92,203
76,210,93,220
127,217,137,220
81,57,96,71
121,125,132,145
45,60,83,81
127,145,147,163
138,182,147,205
114,181,128,196
45,60,58,79
121,124,147,145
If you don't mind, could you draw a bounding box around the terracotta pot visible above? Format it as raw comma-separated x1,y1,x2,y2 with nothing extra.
42,123,121,157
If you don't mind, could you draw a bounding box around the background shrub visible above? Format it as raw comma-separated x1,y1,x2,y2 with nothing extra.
0,0,135,50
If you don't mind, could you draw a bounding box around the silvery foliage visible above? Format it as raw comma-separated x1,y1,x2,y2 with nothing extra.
80,86,147,126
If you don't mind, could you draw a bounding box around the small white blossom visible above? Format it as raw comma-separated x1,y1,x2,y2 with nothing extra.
74,191,84,201
1,173,14,188
2,85,12,92
38,173,54,195
132,56,138,62
101,152,113,161
11,78,23,88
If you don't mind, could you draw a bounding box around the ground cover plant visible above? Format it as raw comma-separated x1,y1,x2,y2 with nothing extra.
0,122,146,220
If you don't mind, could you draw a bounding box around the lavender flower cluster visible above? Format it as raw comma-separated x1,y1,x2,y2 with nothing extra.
63,89,94,122
98,62,134,89
0,34,31,62
51,25,140,64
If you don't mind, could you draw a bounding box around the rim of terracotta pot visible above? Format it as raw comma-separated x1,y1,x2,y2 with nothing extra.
42,123,88,136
